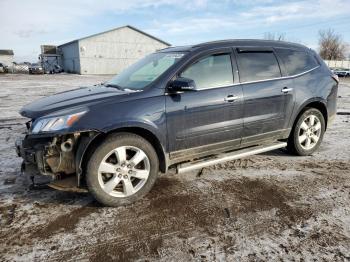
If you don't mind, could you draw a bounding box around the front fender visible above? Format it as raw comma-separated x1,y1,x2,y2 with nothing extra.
101,119,164,141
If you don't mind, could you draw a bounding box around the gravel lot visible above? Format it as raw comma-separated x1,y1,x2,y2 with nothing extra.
0,74,349,261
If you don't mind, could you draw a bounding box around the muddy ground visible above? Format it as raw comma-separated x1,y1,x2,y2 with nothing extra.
0,74,349,261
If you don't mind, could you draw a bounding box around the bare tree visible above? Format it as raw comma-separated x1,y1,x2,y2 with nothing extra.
318,29,346,60
264,32,286,41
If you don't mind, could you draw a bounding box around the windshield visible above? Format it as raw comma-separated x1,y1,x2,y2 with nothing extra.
105,52,185,90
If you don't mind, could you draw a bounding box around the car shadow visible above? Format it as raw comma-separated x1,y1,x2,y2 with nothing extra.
259,148,290,157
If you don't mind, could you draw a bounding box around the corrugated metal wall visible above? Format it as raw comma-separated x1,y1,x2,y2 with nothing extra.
60,42,80,73
78,27,169,74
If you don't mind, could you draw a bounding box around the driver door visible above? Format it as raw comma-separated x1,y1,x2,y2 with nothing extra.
165,49,244,160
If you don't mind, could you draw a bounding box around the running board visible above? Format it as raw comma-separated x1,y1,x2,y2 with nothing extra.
176,142,287,174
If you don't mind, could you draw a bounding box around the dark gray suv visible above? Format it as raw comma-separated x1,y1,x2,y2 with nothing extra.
16,40,338,206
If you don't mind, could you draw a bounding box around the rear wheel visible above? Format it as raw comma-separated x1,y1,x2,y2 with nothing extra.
287,108,325,156
86,133,159,206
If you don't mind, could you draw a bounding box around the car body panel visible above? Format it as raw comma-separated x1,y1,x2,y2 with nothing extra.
17,39,338,181
166,84,244,156
20,86,141,119
288,66,337,128
240,77,294,144
165,47,244,157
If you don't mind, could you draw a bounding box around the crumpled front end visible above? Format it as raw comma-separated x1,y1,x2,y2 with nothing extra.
16,134,77,177
15,120,98,191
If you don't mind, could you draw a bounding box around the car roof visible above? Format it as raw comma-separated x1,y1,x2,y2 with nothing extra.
160,39,309,53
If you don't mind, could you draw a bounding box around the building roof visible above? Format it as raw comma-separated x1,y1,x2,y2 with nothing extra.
58,25,171,48
0,50,14,55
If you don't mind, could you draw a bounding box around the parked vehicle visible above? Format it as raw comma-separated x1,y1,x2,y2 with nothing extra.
0,62,9,73
16,40,338,206
0,63,6,73
48,65,64,74
53,65,63,74
333,68,350,77
28,63,44,74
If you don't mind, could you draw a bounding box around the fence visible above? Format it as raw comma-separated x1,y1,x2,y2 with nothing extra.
3,63,29,74
324,60,350,69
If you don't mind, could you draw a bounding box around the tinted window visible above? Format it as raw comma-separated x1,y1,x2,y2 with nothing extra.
236,52,281,82
276,49,319,76
180,54,233,89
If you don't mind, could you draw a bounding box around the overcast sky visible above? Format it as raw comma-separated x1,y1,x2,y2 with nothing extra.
1,0,349,62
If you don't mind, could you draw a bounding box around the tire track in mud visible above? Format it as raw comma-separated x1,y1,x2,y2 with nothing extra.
0,198,101,253
1,154,349,261
29,201,102,239
22,175,332,261
0,204,17,226
1,166,349,261
209,156,350,173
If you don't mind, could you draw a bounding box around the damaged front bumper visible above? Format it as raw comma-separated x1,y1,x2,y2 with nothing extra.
15,130,99,191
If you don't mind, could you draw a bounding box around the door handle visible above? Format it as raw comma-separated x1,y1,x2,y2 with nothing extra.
281,87,293,93
224,95,238,102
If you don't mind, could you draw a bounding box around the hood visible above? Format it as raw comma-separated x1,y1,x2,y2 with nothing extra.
20,85,134,119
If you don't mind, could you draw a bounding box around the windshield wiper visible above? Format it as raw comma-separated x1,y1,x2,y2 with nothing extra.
104,83,125,91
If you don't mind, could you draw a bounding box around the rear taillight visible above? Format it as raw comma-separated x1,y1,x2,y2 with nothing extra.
332,74,339,83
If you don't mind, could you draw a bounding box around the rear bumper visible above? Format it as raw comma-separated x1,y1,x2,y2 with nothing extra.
326,81,338,128
328,113,336,126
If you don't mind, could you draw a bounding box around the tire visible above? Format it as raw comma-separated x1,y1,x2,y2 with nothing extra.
86,133,159,207
287,108,325,156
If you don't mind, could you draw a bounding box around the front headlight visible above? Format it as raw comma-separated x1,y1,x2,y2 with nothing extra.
31,111,86,134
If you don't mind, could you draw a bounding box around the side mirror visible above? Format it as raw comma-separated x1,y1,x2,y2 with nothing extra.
168,77,197,92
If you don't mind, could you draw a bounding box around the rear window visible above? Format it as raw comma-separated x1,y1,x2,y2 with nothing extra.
236,51,281,82
275,49,319,76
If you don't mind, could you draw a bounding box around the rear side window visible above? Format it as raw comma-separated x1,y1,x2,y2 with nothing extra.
236,51,281,82
275,49,319,76
180,53,233,89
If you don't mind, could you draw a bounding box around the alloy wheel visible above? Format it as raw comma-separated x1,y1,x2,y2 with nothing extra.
97,146,150,198
298,114,322,150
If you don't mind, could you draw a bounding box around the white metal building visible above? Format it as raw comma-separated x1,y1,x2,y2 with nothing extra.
57,25,171,74
0,50,14,66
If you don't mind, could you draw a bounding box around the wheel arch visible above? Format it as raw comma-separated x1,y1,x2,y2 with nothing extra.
79,126,168,183
292,99,328,131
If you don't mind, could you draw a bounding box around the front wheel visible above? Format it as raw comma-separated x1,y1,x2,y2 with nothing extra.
86,133,159,207
287,108,325,156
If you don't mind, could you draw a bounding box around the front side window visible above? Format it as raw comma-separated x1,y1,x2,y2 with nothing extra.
236,51,281,82
275,49,319,76
180,53,234,89
106,52,185,90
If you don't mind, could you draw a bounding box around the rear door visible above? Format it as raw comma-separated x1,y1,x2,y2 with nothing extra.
166,49,244,159
235,47,294,145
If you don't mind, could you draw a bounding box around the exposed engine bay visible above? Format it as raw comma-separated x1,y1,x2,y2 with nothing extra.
16,128,98,191
37,135,77,176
